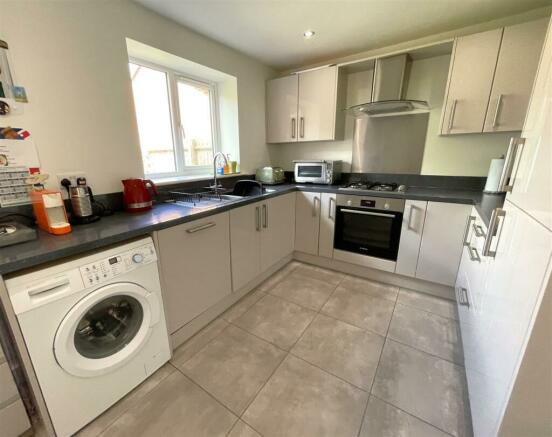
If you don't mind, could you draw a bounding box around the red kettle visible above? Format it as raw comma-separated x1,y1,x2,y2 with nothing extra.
122,179,158,212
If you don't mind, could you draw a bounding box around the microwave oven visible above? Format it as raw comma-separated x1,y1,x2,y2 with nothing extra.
293,160,342,184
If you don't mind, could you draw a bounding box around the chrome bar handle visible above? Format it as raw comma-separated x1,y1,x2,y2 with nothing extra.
262,204,268,228
291,118,296,139
448,99,457,133
407,205,420,231
300,117,305,138
482,208,505,258
463,216,476,246
312,196,319,217
255,206,261,231
492,94,503,128
472,223,486,238
328,197,335,220
457,287,470,307
498,137,525,192
468,245,481,263
186,222,216,234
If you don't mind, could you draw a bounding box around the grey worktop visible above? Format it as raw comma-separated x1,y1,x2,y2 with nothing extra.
0,183,501,276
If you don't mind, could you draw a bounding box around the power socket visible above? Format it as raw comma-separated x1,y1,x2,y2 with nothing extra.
57,172,86,198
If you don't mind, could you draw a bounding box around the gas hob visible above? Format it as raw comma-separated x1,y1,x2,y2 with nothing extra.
339,181,407,193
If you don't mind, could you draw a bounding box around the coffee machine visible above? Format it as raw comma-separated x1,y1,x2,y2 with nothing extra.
61,177,101,224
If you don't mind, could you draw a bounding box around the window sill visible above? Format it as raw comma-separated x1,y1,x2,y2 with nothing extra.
151,173,242,186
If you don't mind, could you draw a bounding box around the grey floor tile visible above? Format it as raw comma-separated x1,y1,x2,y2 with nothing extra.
77,363,175,437
360,396,450,437
222,289,266,323
398,289,458,320
372,340,472,437
388,303,464,364
171,318,229,367
227,420,262,437
321,286,395,336
292,314,384,390
100,371,236,437
256,261,301,292
180,325,286,415
243,355,368,437
233,294,316,350
293,263,345,286
340,276,399,302
268,271,337,310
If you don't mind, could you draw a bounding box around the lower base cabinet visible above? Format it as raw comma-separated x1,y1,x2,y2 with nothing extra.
156,212,232,334
415,202,471,286
396,200,427,277
295,192,321,255
230,194,295,291
318,193,336,258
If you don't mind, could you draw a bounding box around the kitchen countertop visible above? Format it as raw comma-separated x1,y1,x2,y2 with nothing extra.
0,183,502,276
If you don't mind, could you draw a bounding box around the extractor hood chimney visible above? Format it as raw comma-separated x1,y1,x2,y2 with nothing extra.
347,54,430,118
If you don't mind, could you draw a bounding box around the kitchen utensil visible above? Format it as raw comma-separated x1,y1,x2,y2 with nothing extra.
122,178,158,212
255,166,285,185
484,157,506,193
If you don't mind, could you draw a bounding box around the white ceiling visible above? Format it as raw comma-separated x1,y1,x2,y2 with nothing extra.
135,0,551,69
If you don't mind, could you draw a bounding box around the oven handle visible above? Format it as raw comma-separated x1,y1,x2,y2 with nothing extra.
340,208,396,218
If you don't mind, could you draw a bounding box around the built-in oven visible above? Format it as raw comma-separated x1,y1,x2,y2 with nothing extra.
334,194,405,261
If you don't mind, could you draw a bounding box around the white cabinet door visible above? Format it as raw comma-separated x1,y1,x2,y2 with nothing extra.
396,200,427,277
295,191,321,255
441,29,502,135
416,202,471,286
230,202,262,291
507,19,552,231
465,200,552,437
266,75,298,143
156,212,232,334
260,193,296,271
297,66,338,142
318,193,336,258
483,18,548,133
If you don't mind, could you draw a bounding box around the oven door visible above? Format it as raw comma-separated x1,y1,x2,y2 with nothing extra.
294,163,326,183
334,207,403,260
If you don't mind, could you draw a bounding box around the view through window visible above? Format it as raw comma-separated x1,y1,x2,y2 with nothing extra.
129,61,218,179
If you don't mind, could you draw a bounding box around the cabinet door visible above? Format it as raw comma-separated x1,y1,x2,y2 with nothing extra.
157,212,232,334
318,193,336,258
297,66,338,142
260,193,296,271
483,18,548,133
507,19,552,231
395,200,427,277
416,202,471,286
230,202,262,291
266,75,298,143
440,29,502,135
466,200,552,437
295,191,321,255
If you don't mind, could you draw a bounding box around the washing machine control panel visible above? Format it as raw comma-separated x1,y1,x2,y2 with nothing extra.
79,243,156,286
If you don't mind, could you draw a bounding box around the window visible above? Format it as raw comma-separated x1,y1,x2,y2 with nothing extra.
129,60,219,179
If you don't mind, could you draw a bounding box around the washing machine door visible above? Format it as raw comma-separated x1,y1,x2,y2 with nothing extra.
54,282,160,378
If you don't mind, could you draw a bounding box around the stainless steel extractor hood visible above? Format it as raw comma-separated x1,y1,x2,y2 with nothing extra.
347,54,430,118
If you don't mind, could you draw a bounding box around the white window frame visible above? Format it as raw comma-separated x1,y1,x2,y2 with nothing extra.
129,57,221,180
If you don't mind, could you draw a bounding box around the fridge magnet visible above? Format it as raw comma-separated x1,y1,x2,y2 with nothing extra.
13,86,28,103
0,98,23,116
0,82,4,98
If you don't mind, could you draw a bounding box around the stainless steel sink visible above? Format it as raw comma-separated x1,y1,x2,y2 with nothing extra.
164,190,244,210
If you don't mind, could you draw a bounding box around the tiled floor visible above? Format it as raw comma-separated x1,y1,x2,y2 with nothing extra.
79,261,472,437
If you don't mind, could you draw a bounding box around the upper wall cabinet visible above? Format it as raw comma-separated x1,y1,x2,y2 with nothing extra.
440,18,548,135
483,18,549,133
266,65,344,143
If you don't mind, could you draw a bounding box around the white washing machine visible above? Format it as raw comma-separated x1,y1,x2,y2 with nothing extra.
5,237,171,437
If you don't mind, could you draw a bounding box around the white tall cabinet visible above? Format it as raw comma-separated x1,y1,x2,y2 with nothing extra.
456,20,552,436
507,19,552,231
266,66,342,143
